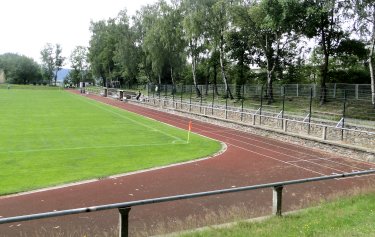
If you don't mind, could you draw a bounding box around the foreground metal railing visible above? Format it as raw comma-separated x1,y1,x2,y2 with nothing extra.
1,170,375,236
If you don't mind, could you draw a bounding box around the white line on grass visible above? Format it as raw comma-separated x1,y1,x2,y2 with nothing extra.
69,93,184,142
0,142,185,154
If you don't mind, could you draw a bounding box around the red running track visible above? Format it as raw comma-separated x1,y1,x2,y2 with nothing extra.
0,91,374,236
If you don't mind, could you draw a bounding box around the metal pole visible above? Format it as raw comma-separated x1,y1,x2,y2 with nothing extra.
173,85,175,109
281,86,286,129
242,83,245,99
118,207,131,237
158,84,161,101
272,186,283,216
180,84,183,109
225,90,228,119
260,85,264,125
200,91,203,113
190,84,192,112
241,99,244,121
212,84,215,115
342,90,347,141
308,88,313,134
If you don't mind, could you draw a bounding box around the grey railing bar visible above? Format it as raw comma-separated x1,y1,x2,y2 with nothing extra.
1,169,374,225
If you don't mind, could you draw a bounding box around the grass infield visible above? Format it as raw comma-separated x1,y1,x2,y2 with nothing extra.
0,89,221,195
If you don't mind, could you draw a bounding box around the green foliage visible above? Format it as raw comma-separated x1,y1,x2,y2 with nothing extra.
0,53,42,84
88,19,118,86
40,43,65,85
69,46,91,86
83,0,374,97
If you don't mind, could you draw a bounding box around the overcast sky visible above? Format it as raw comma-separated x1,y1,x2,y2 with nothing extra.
0,0,157,64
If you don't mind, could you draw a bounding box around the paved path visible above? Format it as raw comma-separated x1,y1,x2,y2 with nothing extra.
1,91,374,237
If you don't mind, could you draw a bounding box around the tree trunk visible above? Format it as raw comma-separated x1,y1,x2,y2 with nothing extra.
319,22,330,105
213,63,219,96
320,47,329,106
54,72,58,86
370,9,375,108
205,66,210,96
219,38,233,99
190,39,201,97
170,67,175,85
236,56,245,100
191,56,201,97
266,70,274,104
170,67,176,95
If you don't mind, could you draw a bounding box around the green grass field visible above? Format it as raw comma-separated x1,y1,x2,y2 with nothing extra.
0,89,221,195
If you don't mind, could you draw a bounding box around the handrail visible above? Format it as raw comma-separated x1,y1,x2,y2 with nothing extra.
1,170,374,226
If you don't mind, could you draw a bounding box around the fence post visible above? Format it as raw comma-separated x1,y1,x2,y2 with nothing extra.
241,99,244,122
259,85,264,125
355,84,359,100
272,186,283,216
308,88,313,134
283,120,288,132
212,84,215,115
296,84,299,97
322,126,327,140
181,84,184,109
225,90,228,119
341,90,347,141
333,83,336,99
118,207,131,237
104,88,108,97
172,85,175,108
281,86,286,130
119,90,124,101
190,85,192,112
200,92,203,113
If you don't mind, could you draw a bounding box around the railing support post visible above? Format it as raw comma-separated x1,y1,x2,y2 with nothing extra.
322,126,327,140
283,120,288,132
118,207,131,237
272,185,283,216
119,90,124,101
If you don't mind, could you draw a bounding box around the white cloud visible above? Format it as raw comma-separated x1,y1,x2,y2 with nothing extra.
0,0,157,63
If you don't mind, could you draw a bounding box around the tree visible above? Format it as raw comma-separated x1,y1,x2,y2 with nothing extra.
88,20,117,87
350,0,375,107
0,53,41,84
182,0,213,96
40,43,65,85
159,0,186,86
113,10,141,86
303,0,346,105
210,0,234,99
69,46,89,86
232,0,304,104
133,5,160,84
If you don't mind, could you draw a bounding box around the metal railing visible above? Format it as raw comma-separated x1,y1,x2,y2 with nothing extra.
1,170,375,236
128,95,374,149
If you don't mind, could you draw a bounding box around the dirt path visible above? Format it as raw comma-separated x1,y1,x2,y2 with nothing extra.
1,91,374,237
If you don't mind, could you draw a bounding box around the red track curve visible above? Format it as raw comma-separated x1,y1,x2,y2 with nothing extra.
0,91,374,236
